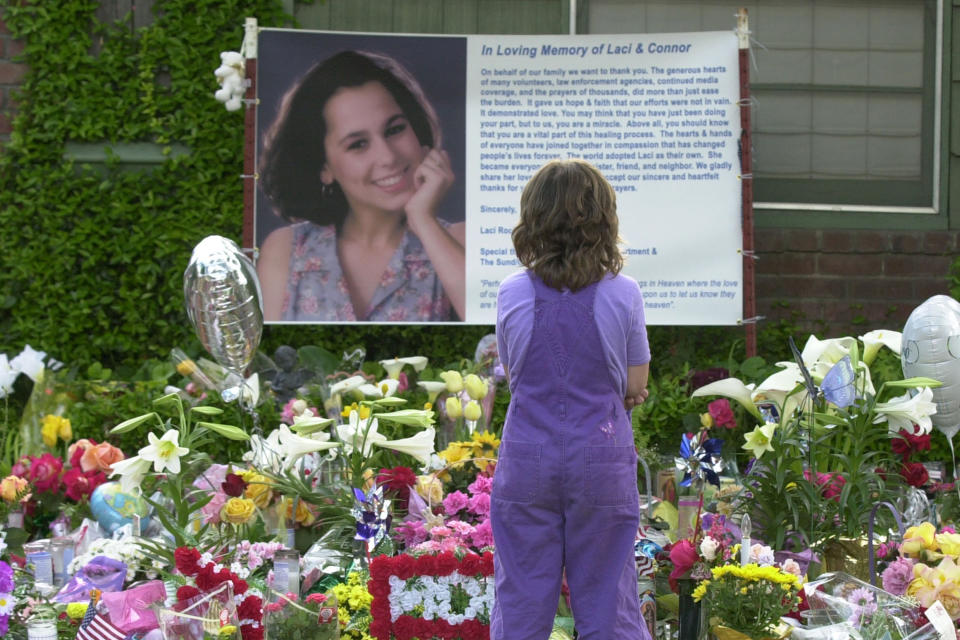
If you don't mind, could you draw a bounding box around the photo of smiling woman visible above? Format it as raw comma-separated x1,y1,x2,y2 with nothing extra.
257,49,465,322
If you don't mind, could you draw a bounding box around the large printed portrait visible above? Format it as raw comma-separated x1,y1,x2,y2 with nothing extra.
255,30,468,324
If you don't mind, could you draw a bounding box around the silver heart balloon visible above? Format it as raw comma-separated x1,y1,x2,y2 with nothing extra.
901,294,960,440
183,235,263,373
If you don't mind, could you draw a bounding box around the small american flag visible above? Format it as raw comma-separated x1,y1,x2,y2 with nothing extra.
75,612,126,640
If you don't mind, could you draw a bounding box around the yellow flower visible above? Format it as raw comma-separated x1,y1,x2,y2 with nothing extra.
700,413,713,428
219,625,238,638
176,359,197,376
464,374,488,400
341,402,369,419
908,557,960,618
221,497,257,525
415,475,443,506
66,602,89,620
0,475,28,503
472,431,500,449
242,472,273,508
902,522,938,556
938,533,960,557
439,370,463,393
282,497,316,526
445,396,462,419
463,400,482,422
41,414,71,447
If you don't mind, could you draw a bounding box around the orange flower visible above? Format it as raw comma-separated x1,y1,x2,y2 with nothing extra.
81,442,126,474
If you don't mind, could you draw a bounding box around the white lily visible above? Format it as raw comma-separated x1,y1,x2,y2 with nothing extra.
246,429,283,473
873,387,937,434
357,378,400,398
379,356,428,380
860,330,902,366
329,375,367,397
417,380,448,403
374,427,436,465
109,456,152,493
138,430,189,474
691,378,763,419
278,423,340,470
0,354,18,398
241,373,260,405
801,335,856,369
11,344,46,382
291,409,335,434
336,410,386,457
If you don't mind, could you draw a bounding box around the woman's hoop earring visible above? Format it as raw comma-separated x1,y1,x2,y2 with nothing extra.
321,182,335,199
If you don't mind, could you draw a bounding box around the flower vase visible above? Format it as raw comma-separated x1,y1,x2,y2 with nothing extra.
677,578,704,640
677,498,701,540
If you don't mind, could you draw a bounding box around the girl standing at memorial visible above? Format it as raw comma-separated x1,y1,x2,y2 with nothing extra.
492,159,651,639
257,50,465,322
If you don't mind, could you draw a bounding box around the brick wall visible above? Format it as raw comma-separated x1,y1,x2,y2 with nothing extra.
0,15,25,146
756,228,957,337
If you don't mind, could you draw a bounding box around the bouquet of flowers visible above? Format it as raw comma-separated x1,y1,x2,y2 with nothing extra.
263,591,339,640
693,330,939,554
693,563,801,640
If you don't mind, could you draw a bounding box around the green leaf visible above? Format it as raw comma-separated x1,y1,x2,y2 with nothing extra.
110,412,159,434
195,421,249,441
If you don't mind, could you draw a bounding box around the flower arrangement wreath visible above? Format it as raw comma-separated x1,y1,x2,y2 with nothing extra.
368,551,495,640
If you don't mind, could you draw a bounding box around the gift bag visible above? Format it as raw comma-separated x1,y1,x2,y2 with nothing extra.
100,580,167,635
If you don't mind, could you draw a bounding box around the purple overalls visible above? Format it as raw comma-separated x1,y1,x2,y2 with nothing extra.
491,272,651,640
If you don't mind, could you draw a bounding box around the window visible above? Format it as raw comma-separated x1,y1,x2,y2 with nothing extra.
583,0,941,212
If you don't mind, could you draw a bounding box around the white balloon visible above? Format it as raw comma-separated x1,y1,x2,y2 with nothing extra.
183,236,263,373
901,295,960,439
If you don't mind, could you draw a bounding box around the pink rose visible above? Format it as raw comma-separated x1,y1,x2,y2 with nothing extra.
80,442,126,473
668,539,699,591
28,454,63,493
68,439,97,468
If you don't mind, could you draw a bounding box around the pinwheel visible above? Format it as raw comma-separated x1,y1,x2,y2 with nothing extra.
674,431,724,489
352,485,392,553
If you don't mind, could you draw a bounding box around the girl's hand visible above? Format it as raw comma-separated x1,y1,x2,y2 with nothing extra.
404,147,454,229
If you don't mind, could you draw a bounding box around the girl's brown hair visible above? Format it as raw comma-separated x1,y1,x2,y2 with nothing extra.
512,159,623,291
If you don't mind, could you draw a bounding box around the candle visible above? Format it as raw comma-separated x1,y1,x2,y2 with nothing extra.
740,514,751,566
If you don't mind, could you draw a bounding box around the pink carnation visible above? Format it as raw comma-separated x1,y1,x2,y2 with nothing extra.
468,475,494,495
443,491,469,516
470,519,494,548
881,557,915,597
467,492,491,516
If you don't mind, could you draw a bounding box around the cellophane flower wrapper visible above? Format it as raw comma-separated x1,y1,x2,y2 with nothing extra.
55,555,127,603
788,572,936,640
158,582,239,640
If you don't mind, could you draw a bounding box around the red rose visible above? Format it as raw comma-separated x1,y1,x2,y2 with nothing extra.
221,473,247,498
28,453,63,493
174,547,202,575
377,466,416,510
707,398,737,429
66,468,106,502
901,462,929,488
237,595,262,619
434,552,458,576
892,429,931,460
176,585,201,601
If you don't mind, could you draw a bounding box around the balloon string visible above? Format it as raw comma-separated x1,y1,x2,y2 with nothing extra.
950,435,959,508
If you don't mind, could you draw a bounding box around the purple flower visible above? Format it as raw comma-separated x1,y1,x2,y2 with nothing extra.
0,562,12,593
846,587,878,625
881,557,915,597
